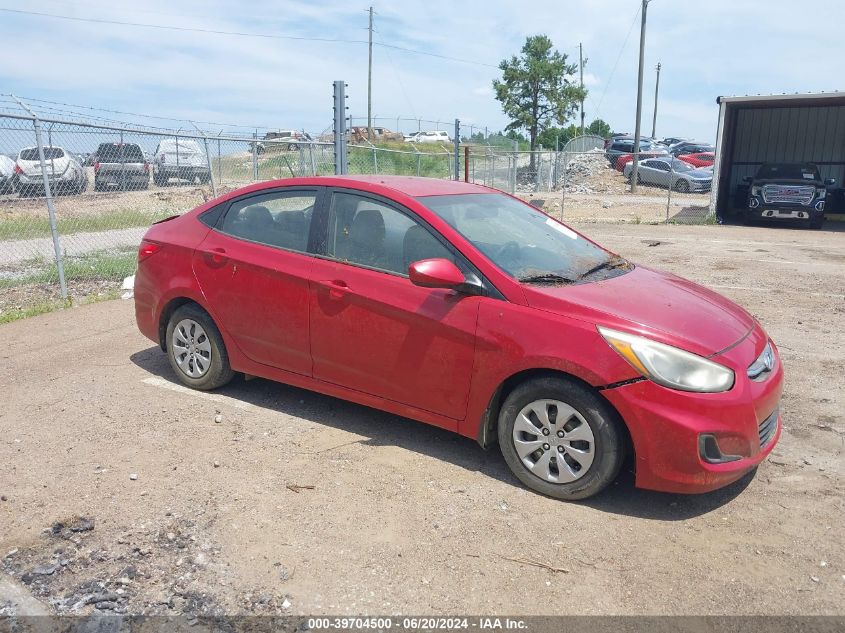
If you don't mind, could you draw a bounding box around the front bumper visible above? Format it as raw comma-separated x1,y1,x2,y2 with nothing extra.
602,325,784,494
747,195,824,221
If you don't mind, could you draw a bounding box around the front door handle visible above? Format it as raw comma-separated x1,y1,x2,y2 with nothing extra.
316,279,349,299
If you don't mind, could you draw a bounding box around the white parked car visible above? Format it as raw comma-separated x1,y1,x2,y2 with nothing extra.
0,154,16,194
408,130,452,144
152,139,211,186
14,146,87,196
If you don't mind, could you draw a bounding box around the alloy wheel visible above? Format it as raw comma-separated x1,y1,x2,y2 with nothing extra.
171,318,212,378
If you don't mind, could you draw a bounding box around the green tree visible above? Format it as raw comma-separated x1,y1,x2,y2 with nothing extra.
493,35,586,169
587,119,612,138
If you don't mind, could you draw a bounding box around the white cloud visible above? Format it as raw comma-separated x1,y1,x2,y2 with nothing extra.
2,0,843,142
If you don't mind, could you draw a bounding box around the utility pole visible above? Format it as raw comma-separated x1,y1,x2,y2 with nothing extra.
367,6,374,142
579,43,585,136
651,62,661,139
630,0,650,193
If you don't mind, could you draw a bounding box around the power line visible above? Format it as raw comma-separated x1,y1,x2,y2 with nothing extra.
0,7,498,69
593,4,642,120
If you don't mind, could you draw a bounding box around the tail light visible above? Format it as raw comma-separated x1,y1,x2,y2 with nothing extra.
94,161,101,173
14,163,22,174
143,161,150,173
138,240,161,262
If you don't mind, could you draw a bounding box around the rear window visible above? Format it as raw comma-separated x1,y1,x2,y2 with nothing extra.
756,163,820,181
20,147,64,160
97,144,144,162
158,140,202,154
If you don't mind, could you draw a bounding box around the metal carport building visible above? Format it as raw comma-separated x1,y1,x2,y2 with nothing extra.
710,92,845,221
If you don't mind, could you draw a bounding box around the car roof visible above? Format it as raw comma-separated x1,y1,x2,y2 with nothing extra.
329,175,490,196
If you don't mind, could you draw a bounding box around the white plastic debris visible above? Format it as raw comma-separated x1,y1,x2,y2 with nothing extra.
121,275,135,300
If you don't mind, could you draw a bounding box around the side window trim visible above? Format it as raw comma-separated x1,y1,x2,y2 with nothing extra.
205,186,325,255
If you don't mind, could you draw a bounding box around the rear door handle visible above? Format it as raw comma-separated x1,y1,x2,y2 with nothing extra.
316,279,349,299
203,247,228,266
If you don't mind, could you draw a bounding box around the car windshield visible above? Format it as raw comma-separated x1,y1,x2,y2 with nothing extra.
417,193,630,283
20,147,64,160
756,163,820,181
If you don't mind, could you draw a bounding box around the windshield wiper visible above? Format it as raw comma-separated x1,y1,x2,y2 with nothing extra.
517,273,577,285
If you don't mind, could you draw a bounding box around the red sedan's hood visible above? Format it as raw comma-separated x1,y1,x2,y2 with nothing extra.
523,265,755,357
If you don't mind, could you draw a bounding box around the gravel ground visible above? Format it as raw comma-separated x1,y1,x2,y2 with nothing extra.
0,222,843,617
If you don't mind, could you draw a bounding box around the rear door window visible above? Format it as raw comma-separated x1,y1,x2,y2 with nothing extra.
219,190,317,253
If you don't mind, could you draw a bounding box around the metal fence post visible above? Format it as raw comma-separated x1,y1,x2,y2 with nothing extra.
454,119,460,180
119,130,125,191
333,80,348,175
252,131,258,181
217,137,222,184
13,96,67,299
561,157,567,221
191,122,217,197
372,146,377,173
416,152,421,177
666,162,674,223
308,142,317,176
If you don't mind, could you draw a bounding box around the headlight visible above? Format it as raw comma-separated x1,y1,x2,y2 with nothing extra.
598,327,735,393
750,186,761,196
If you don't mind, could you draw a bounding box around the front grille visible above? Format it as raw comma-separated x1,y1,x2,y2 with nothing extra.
761,184,815,206
758,407,779,448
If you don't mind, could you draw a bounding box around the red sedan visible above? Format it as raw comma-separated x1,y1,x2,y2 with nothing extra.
613,151,667,171
678,152,716,168
134,176,782,500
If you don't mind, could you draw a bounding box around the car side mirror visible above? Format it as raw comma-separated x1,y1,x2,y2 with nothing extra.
408,258,466,290
824,178,835,186
743,176,753,184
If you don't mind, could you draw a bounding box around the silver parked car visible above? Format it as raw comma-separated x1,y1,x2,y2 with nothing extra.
623,157,712,193
152,139,211,186
14,146,88,196
0,154,17,194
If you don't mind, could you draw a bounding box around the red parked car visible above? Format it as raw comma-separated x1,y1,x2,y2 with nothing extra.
134,176,782,500
613,151,668,172
678,152,715,168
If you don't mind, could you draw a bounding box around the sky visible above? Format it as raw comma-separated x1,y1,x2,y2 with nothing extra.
1,0,843,143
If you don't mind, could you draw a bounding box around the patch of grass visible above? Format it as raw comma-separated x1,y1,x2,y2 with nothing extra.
0,247,137,289
348,146,451,178
0,298,72,325
0,209,174,241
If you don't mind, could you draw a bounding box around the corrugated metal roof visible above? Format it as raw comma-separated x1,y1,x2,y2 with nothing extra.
717,92,844,105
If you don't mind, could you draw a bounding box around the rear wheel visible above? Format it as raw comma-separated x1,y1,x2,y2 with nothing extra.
498,376,625,500
166,304,233,390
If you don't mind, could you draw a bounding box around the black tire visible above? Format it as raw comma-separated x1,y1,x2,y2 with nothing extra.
498,376,625,501
165,304,234,390
809,214,824,230
153,172,167,187
675,179,690,193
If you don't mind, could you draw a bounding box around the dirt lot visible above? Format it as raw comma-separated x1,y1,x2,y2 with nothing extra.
0,221,843,617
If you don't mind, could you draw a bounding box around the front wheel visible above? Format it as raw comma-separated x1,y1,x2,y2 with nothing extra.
166,304,234,390
498,376,625,500
809,214,824,229
674,179,690,193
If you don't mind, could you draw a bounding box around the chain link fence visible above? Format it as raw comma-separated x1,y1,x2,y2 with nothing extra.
0,97,712,322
